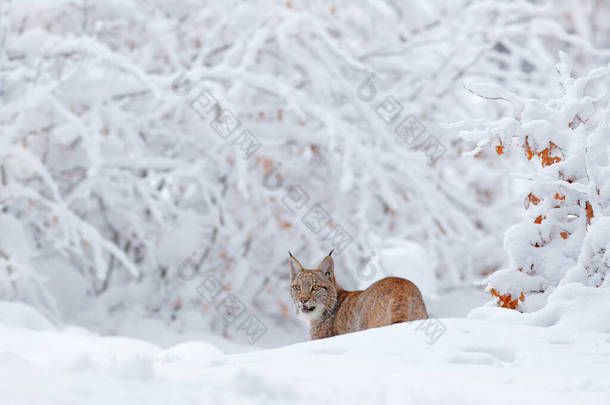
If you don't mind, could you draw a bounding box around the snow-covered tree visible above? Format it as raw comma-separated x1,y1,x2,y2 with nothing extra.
456,53,610,310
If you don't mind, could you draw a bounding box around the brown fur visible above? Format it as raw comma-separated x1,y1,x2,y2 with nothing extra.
289,251,428,340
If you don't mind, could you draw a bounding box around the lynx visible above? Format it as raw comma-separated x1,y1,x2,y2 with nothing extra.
289,250,428,340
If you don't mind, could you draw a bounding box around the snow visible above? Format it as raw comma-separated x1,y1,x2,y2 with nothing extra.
2,0,610,402
0,301,609,404
470,282,610,333
0,301,55,331
356,243,437,297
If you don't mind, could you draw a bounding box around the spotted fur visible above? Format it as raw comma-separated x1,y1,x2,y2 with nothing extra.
289,252,428,340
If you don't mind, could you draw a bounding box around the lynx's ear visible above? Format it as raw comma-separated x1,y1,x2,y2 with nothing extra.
317,251,334,280
288,252,304,281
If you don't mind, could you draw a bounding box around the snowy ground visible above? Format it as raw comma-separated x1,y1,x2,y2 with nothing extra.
1,300,609,405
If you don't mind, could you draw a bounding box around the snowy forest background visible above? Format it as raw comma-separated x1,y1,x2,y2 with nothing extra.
2,0,610,349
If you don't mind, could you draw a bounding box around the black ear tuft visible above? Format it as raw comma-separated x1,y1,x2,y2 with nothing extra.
328,249,334,256
317,253,335,280
289,252,304,280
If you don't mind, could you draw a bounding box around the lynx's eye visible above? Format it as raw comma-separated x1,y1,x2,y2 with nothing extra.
292,285,301,291
312,285,320,291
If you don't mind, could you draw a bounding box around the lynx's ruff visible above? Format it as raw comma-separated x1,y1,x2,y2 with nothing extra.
289,251,428,340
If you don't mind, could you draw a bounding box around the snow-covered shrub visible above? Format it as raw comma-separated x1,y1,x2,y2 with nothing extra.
456,53,610,311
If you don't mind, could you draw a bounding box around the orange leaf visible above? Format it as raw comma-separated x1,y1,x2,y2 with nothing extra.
280,303,290,319
524,136,535,160
172,298,182,310
538,147,562,167
586,201,594,225
490,288,524,309
527,193,540,207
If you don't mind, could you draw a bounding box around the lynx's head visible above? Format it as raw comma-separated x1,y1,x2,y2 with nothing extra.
289,251,338,321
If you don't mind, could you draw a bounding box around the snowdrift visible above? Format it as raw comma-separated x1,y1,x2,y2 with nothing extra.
0,301,608,405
